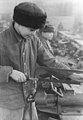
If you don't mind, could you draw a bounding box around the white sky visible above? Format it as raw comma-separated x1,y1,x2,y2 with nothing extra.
0,0,83,14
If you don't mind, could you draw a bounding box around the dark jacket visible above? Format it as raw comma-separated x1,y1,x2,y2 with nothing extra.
0,24,69,110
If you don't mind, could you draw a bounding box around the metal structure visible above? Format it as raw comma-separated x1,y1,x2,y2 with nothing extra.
25,67,83,120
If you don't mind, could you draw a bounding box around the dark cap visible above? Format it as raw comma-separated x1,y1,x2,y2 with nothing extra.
13,2,47,29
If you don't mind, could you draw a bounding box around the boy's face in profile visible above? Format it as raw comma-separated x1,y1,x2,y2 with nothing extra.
42,32,54,40
18,24,36,38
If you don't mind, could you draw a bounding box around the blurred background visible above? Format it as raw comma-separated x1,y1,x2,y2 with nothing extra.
0,0,83,31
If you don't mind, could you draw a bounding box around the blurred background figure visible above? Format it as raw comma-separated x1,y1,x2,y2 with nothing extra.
37,22,55,56
35,22,55,78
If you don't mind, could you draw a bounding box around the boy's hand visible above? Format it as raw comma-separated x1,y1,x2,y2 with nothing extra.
10,70,26,82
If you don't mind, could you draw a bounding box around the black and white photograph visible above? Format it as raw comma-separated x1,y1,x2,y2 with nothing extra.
0,0,83,120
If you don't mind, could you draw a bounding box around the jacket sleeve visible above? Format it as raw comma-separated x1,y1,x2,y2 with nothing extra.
0,66,13,83
37,38,70,69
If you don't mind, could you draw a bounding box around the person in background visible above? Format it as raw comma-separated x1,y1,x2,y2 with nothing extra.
37,23,55,56
35,23,55,78
0,2,82,120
